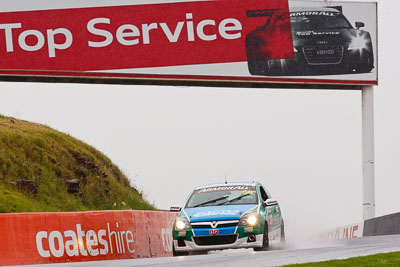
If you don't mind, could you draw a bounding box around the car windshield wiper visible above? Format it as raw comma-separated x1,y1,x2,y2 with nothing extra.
217,193,251,205
192,196,229,207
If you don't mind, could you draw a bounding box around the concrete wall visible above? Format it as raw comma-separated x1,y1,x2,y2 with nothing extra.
363,212,400,236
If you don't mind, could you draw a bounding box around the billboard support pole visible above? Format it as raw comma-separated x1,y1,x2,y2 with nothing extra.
362,85,375,220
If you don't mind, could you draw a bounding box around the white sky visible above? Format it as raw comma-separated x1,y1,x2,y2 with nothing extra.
0,0,398,239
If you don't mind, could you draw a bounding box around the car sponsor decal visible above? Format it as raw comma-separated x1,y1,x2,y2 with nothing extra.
296,31,340,36
209,229,220,236
290,11,338,17
192,210,242,218
197,185,256,193
185,204,258,222
195,182,256,190
244,227,253,233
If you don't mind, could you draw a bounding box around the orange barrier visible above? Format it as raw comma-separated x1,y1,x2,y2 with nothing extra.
0,210,177,266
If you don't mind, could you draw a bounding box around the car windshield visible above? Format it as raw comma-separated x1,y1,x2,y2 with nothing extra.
290,13,352,30
185,185,258,208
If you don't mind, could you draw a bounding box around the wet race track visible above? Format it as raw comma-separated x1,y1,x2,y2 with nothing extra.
25,235,400,267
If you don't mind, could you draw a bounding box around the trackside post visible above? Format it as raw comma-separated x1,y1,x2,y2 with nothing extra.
362,85,375,220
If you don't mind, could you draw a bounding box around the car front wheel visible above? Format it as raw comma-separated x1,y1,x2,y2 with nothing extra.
254,223,269,251
280,221,285,244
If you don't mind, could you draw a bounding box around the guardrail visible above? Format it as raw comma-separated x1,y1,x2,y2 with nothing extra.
0,210,177,266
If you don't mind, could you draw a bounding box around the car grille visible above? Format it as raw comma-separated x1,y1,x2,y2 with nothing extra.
302,45,344,65
191,220,239,229
193,234,238,246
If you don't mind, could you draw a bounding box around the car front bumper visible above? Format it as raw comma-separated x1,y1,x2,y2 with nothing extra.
173,233,264,252
267,46,373,75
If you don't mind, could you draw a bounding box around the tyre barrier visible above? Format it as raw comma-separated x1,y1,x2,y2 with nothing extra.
320,212,400,240
0,210,177,266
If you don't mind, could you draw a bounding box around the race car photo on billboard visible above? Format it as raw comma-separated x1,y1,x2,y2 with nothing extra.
170,182,284,256
245,5,374,76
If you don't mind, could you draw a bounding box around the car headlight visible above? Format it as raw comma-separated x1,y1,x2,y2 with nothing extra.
348,33,368,51
175,217,191,230
239,213,258,226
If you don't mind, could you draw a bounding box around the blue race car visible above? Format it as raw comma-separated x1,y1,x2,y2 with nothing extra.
171,182,284,255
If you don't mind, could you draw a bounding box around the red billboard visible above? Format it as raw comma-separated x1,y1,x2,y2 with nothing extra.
0,0,377,86
0,211,177,265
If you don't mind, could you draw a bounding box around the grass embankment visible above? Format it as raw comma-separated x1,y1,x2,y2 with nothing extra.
0,115,154,212
284,251,400,267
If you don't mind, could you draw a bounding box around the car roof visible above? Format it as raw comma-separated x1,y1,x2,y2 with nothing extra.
194,181,258,190
290,7,342,13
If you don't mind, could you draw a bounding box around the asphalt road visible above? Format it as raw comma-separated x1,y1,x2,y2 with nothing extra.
22,234,400,267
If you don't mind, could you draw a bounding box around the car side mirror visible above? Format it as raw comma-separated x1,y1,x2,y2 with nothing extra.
170,205,182,212
265,199,278,206
355,21,365,29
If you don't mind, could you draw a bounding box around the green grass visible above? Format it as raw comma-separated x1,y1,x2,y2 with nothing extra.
0,115,155,212
284,251,400,267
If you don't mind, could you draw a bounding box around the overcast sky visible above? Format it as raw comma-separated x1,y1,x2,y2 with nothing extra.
0,0,398,240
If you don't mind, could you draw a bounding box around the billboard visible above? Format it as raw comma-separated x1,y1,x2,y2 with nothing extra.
0,0,377,87
0,210,177,265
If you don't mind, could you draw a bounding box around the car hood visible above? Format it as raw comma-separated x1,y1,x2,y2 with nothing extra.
183,204,258,222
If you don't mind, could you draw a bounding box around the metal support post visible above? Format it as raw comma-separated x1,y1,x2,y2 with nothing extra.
362,85,375,220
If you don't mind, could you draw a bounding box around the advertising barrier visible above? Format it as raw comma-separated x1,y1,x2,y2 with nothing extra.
320,221,364,240
0,0,377,87
1,211,399,265
0,210,177,266
320,212,400,240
